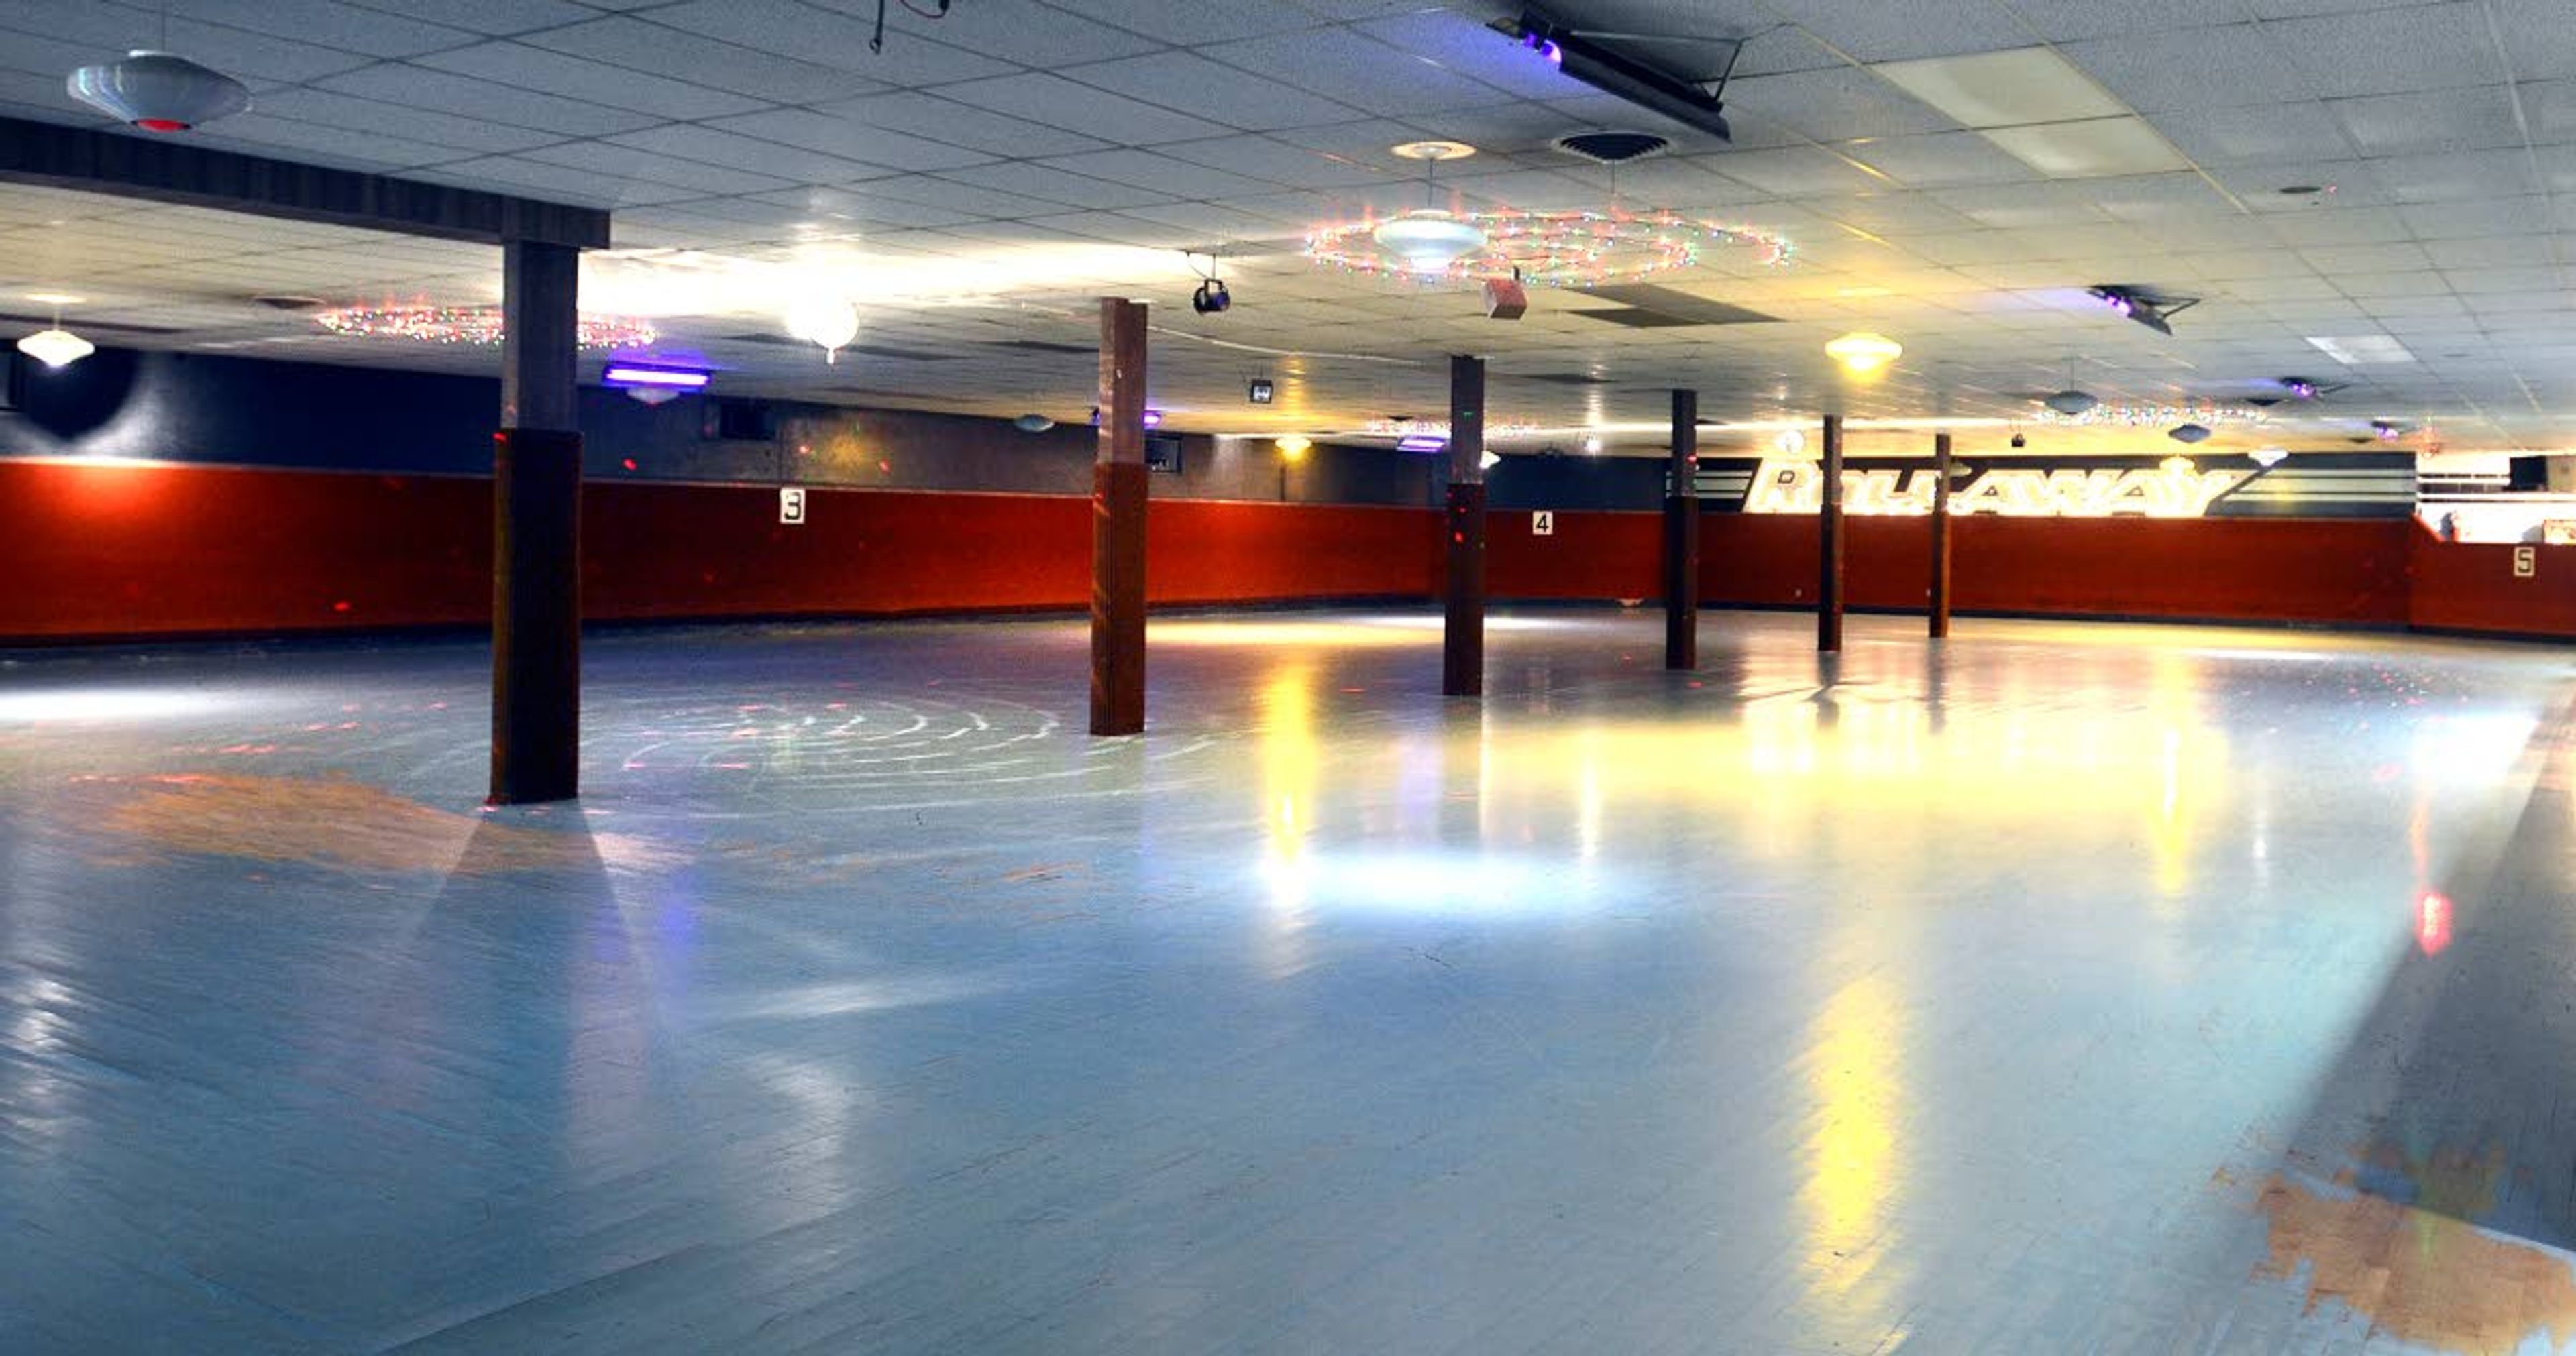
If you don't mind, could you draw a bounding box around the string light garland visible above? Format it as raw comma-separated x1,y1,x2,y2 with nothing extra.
2036,398,2267,428
313,304,657,349
1309,208,1790,287
1362,416,1544,438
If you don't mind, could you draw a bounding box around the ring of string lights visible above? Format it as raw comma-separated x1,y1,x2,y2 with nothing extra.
2035,398,2268,427
1307,208,1790,286
313,304,657,349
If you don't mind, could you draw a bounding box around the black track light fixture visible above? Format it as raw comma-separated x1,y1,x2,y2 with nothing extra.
2086,284,2200,337
1501,9,1743,144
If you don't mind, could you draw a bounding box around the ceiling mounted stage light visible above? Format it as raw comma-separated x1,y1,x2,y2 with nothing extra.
1825,332,1902,375
1505,12,1743,144
68,50,250,132
2086,284,2198,337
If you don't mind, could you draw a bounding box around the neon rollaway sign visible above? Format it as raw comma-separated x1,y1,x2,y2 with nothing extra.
1746,458,2251,518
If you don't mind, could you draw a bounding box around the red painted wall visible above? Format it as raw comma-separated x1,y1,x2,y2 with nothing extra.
3,459,2563,644
0,463,1437,642
2406,526,2576,636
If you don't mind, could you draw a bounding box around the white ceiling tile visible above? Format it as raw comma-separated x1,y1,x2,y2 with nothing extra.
176,114,463,171
519,17,879,105
314,64,659,137
2265,207,2416,246
2012,0,2248,40
908,0,1167,64
250,88,561,154
699,108,1000,173
2396,196,2553,239
1768,0,2032,62
179,0,474,58
1156,135,1403,189
942,160,1175,210
2147,103,2347,166
1706,146,1888,196
792,92,1104,159
606,126,894,184
517,142,798,196
929,72,1234,143
1727,67,1960,144
1874,48,2130,127
2269,3,2505,98
1028,148,1287,201
412,42,769,121
1196,30,1519,117
2331,87,2524,156
1843,131,2036,187
645,1,1020,82
1059,50,1361,130
2058,25,2314,113
410,158,700,207
2490,0,2576,81
1040,0,1328,44
341,0,592,34
2371,148,2543,203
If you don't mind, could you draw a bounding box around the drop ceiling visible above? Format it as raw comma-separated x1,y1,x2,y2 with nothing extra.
1,0,2572,457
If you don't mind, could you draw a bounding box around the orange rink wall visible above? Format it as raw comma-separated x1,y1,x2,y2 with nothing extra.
0,459,2567,643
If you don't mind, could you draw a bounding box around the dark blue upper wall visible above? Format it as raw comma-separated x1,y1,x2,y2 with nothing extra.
0,347,1461,508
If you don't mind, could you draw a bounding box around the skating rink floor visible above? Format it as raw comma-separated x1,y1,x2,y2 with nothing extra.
6,606,2576,1355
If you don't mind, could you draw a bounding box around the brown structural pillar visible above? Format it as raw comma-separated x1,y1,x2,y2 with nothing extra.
1929,431,1954,638
490,237,582,805
1817,412,1845,653
1443,353,1487,697
1664,388,1700,670
1091,297,1148,736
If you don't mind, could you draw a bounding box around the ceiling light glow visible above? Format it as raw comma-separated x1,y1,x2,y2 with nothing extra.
16,327,93,368
1825,332,1903,375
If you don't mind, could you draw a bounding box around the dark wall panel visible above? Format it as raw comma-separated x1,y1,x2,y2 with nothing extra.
1951,516,2412,625
1488,509,1662,599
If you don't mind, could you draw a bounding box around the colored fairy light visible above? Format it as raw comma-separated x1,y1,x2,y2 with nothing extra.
314,304,655,349
1309,208,1788,288
2036,398,2268,428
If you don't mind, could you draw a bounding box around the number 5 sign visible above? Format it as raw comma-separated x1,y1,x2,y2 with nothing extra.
2514,545,2536,579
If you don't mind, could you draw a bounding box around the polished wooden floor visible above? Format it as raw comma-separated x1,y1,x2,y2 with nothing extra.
4,608,2572,1354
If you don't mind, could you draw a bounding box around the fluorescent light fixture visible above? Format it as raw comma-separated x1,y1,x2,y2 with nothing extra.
1978,115,2186,178
601,363,710,390
2306,335,2415,365
1397,434,1448,453
1873,48,2129,129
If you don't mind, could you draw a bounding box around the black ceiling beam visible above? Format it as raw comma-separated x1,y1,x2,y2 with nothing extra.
0,114,608,250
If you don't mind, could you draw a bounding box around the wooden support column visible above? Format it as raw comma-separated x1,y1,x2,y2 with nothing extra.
1929,431,1954,638
1817,412,1845,653
489,237,582,805
1664,388,1700,670
1443,353,1487,697
1091,297,1149,736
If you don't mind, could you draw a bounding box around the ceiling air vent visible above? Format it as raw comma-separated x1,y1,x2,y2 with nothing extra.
1553,131,1672,165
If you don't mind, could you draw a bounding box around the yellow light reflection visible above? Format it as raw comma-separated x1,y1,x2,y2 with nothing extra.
1802,972,1904,1294
1257,663,1322,970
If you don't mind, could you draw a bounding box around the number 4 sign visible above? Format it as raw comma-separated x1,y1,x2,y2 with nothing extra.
1532,510,1555,536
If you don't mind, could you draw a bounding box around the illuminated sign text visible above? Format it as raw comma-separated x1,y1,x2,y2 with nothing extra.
1746,459,2249,518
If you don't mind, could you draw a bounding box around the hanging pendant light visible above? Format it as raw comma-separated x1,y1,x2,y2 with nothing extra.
16,296,93,368
1375,141,1486,274
784,294,858,363
2042,357,2096,416
68,50,250,132
2167,422,2212,444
